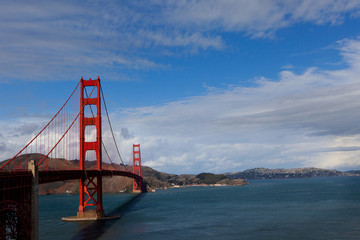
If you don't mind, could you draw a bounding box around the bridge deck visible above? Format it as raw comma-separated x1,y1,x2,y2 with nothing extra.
38,170,142,184
1,170,142,184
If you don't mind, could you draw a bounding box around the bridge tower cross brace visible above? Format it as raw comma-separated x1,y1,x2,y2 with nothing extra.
78,77,104,218
132,144,142,192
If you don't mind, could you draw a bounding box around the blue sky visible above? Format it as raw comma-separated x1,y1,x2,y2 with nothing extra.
2,1,360,174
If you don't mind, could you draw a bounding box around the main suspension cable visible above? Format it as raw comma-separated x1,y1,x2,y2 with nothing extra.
100,86,129,171
0,80,81,170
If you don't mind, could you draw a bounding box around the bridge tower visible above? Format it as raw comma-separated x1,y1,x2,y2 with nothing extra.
132,144,142,192
77,77,104,218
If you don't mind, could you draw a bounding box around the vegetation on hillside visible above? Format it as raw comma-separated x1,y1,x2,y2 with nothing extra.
196,173,228,184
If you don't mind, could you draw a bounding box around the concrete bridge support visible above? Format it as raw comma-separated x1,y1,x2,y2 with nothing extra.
28,160,39,240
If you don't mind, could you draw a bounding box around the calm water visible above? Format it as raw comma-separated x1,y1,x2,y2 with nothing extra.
40,177,360,239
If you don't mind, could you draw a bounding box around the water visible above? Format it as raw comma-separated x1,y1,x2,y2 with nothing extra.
40,177,360,239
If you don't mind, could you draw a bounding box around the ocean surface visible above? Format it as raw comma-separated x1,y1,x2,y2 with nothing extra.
40,177,360,239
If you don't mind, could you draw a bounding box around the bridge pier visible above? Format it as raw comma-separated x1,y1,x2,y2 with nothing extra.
28,160,39,240
76,173,105,219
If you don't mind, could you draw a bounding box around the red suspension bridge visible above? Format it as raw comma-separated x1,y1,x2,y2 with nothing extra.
0,77,145,240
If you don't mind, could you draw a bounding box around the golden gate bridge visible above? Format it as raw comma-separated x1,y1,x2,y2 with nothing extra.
0,77,145,240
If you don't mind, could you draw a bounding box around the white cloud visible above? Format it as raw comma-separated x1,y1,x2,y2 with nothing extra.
110,38,360,173
136,30,224,50
2,38,360,173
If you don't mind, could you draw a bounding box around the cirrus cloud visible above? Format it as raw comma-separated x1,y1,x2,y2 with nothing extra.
1,1,360,82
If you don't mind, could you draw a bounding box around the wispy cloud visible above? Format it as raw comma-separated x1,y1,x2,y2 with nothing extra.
1,1,359,82
166,0,360,37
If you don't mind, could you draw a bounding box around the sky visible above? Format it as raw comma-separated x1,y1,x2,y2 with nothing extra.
1,0,360,174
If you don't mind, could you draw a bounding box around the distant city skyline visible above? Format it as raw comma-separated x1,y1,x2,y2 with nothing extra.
1,1,360,174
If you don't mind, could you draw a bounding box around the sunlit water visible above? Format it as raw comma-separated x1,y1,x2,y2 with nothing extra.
40,177,360,239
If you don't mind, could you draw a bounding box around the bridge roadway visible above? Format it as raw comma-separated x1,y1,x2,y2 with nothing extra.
39,169,142,184
0,169,142,184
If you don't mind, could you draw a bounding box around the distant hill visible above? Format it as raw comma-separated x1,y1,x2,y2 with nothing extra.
345,170,360,175
226,167,359,180
141,167,248,188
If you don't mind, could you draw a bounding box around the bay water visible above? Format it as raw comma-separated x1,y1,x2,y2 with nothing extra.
40,177,360,239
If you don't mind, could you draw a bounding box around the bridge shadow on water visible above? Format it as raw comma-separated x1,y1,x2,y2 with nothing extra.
70,193,146,240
